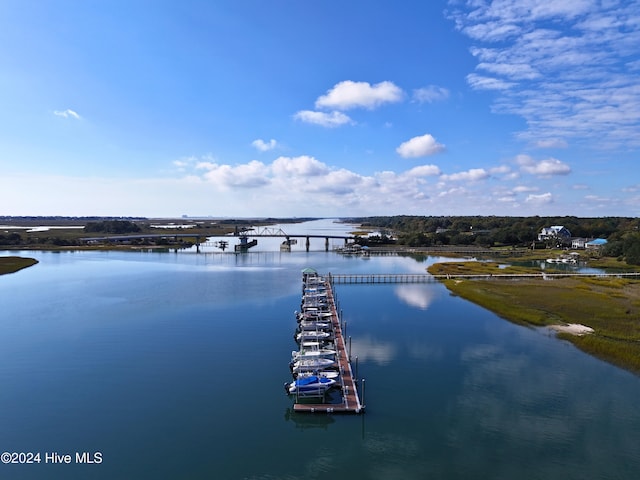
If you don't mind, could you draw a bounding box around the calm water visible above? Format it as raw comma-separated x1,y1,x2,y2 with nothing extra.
1,220,639,479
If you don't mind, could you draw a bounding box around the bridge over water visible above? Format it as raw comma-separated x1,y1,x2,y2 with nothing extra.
203,226,356,252
82,226,357,252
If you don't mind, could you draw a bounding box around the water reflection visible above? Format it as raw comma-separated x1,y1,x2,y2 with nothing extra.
446,324,640,478
394,284,438,310
284,407,335,430
406,341,445,362
350,335,396,365
3,220,640,479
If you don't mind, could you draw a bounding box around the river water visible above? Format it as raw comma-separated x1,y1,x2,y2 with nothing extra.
1,219,639,479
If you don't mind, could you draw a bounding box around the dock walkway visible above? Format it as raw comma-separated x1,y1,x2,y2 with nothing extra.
291,273,364,414
329,272,640,284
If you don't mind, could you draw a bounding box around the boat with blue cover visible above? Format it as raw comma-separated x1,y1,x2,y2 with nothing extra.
285,375,338,396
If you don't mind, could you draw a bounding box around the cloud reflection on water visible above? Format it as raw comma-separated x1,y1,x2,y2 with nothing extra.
445,324,640,477
350,335,396,365
393,284,438,310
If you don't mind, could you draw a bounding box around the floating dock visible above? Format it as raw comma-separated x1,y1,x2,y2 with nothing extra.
290,270,365,414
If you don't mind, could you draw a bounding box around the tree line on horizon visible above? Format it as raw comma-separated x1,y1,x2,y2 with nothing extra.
347,215,640,264
2,216,640,264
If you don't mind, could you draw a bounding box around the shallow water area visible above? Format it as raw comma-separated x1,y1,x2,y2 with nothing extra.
1,220,639,479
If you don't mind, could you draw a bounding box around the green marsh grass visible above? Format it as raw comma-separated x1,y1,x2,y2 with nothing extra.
0,256,38,275
429,261,640,375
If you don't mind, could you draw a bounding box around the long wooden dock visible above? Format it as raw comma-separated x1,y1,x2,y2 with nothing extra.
292,273,365,414
329,272,640,284
330,273,436,284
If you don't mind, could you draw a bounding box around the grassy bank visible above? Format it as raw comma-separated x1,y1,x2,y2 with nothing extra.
0,256,39,275
427,261,640,374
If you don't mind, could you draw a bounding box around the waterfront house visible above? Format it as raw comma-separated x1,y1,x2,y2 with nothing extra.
538,226,572,246
571,237,589,249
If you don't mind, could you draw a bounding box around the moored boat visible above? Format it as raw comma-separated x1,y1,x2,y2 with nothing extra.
297,311,332,322
291,345,337,361
294,370,339,380
290,357,337,374
295,330,332,342
285,375,338,396
297,320,332,331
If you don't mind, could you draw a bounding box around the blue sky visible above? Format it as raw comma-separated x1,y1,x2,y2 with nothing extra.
1,0,639,218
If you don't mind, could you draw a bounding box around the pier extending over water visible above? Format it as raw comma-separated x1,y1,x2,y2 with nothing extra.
291,271,365,414
329,272,640,284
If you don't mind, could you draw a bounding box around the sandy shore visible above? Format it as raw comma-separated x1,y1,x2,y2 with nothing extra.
550,323,594,336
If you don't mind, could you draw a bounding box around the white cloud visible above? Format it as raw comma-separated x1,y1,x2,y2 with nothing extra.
584,194,610,202
441,168,490,182
437,186,467,198
535,138,568,149
53,109,81,119
513,185,538,193
406,164,442,177
293,110,353,127
476,62,541,81
172,159,190,172
449,0,640,149
489,165,511,175
525,192,554,204
271,155,328,177
251,138,278,152
396,133,445,158
462,21,522,42
466,73,516,91
308,169,366,195
199,160,270,189
315,80,404,110
412,85,450,103
516,155,571,176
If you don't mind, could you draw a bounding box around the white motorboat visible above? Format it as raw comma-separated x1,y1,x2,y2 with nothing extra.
296,330,332,342
285,375,337,396
291,345,336,361
295,370,339,380
297,311,332,322
290,357,337,374
297,320,332,331
300,306,330,315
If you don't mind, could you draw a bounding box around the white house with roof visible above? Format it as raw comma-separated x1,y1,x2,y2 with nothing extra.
571,237,589,249
538,225,572,244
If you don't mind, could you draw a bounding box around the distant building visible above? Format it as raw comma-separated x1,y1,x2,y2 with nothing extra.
586,238,608,250
538,226,572,245
571,237,589,249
